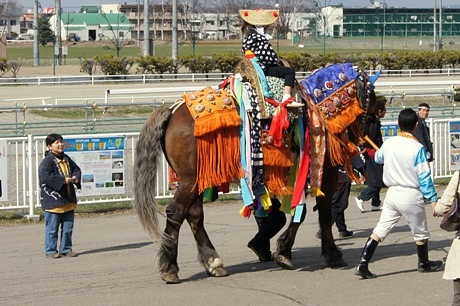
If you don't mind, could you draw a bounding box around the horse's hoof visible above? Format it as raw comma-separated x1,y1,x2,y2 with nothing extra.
161,273,181,284
274,253,295,270
328,259,347,268
207,267,229,277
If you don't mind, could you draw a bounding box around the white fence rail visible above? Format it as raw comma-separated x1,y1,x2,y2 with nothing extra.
0,119,457,215
1,68,460,86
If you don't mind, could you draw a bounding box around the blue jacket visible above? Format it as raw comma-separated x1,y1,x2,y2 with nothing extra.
38,152,81,210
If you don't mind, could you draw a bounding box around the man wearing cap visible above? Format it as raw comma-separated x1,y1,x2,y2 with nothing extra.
414,103,434,162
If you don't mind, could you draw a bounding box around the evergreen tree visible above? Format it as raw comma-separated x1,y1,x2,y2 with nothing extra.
38,15,55,46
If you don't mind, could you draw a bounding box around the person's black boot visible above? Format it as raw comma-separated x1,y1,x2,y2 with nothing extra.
355,237,379,279
417,243,443,272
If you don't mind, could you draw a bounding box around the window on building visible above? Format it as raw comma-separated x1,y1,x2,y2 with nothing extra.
206,20,214,26
119,31,124,37
10,20,16,26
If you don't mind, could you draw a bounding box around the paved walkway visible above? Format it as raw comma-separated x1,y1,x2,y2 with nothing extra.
0,192,454,306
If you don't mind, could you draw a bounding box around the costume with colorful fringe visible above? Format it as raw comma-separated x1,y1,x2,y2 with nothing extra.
298,63,366,198
169,61,373,224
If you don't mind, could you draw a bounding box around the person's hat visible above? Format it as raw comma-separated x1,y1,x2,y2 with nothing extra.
418,103,431,110
239,9,279,26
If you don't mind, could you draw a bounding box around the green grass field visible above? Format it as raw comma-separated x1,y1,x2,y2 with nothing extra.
6,36,460,66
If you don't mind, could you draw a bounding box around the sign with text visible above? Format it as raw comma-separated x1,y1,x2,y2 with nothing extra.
65,136,125,196
450,121,460,171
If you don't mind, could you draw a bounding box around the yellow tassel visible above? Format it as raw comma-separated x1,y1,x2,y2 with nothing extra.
259,190,272,211
310,187,325,197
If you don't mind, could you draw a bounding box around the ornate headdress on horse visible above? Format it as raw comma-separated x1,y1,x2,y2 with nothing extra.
239,9,279,26
298,63,369,197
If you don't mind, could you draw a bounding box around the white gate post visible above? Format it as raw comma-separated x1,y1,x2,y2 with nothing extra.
26,135,39,220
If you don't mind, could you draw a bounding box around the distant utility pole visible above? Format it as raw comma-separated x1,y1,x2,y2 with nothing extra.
33,0,39,66
143,0,149,56
172,0,177,61
55,0,62,65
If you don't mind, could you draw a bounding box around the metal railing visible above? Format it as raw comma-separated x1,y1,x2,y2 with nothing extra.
1,68,460,86
0,118,457,215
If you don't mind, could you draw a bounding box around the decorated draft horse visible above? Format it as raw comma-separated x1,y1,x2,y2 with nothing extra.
133,61,379,283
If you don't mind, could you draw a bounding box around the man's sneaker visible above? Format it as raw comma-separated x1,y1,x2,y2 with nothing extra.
371,205,383,211
354,197,365,212
339,230,354,238
46,253,60,259
418,260,443,272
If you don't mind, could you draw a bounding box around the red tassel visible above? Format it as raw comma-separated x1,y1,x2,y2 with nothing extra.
240,206,252,218
268,105,289,147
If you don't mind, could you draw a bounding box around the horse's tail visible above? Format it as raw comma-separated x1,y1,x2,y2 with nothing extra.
134,107,172,239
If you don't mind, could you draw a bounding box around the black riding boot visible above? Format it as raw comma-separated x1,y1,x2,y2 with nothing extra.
248,199,286,261
417,243,443,272
355,237,379,279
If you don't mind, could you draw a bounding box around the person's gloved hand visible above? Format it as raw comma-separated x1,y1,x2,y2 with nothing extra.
365,148,376,159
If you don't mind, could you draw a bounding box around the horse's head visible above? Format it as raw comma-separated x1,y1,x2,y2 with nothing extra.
355,68,381,137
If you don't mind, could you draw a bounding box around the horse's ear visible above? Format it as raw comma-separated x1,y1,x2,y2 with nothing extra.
369,70,381,89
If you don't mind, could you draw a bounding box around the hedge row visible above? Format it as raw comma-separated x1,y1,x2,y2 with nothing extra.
80,50,460,76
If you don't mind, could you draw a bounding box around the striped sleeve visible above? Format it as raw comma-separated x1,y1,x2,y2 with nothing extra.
414,147,437,202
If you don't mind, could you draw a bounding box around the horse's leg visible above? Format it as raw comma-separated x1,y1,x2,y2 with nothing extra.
158,184,197,284
317,155,346,268
185,191,227,277
157,105,199,284
274,205,306,270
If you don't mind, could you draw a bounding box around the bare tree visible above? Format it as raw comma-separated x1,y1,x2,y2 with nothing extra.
178,0,206,53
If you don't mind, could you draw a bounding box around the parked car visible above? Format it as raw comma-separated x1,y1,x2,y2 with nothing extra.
67,33,81,42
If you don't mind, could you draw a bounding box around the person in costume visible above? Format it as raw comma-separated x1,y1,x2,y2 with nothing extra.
354,97,386,212
240,9,303,108
39,133,81,259
355,108,442,279
434,171,460,305
316,154,365,239
247,198,286,261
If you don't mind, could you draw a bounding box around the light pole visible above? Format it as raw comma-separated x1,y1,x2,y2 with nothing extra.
322,13,326,54
33,0,39,66
134,0,140,46
370,0,385,52
314,1,327,54
381,0,386,52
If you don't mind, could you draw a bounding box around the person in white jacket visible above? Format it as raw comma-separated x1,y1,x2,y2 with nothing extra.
355,108,442,279
435,170,460,305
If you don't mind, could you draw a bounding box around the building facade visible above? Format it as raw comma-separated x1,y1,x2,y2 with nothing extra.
342,7,460,38
0,1,22,39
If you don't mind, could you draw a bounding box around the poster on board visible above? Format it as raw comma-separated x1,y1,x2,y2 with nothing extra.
450,121,460,171
65,136,125,196
0,140,7,201
381,123,399,142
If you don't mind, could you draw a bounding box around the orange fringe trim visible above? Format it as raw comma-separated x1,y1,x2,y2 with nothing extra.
197,127,244,194
262,143,294,196
328,132,362,184
194,108,241,137
323,97,364,135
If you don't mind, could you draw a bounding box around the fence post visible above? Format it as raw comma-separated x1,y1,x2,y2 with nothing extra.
26,135,39,220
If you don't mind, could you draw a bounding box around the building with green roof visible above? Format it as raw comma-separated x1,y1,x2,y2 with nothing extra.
49,12,132,42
